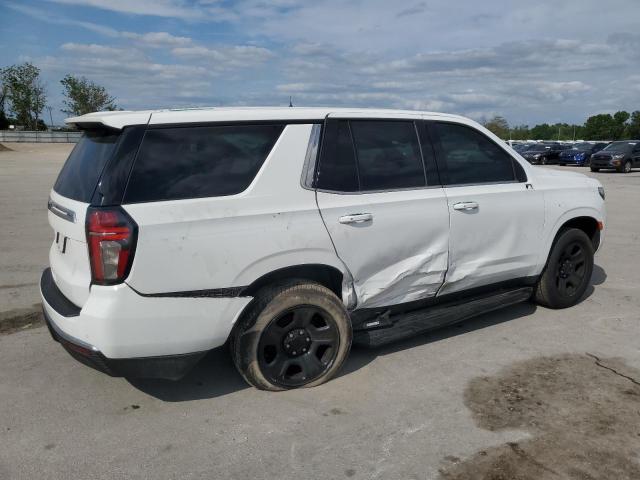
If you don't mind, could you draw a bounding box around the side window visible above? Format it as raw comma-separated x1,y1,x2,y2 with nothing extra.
434,122,517,185
350,121,425,191
124,124,284,203
315,120,359,192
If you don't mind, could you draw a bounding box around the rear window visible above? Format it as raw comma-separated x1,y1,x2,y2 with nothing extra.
53,130,119,202
123,124,284,203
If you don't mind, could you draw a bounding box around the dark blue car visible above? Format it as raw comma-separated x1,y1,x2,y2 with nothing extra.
558,142,608,166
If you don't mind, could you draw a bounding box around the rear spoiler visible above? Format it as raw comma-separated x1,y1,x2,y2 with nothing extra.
65,112,152,131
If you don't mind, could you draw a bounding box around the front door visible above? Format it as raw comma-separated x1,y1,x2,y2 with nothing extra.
316,117,450,309
429,120,544,295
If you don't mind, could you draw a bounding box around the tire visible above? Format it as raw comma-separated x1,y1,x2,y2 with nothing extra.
231,280,352,391
590,167,600,172
534,228,594,309
623,160,632,173
540,157,547,165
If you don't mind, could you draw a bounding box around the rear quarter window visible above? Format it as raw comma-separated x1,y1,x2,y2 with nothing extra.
123,124,284,203
54,130,119,202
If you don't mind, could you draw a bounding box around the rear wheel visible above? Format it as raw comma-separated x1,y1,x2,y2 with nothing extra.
231,281,352,391
534,228,594,309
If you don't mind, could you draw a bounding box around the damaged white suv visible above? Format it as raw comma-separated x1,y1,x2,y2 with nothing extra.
41,107,606,390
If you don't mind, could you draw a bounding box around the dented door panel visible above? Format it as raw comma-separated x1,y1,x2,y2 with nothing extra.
317,188,450,309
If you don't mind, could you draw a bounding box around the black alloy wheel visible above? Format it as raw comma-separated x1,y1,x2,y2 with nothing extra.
258,305,340,387
555,241,588,299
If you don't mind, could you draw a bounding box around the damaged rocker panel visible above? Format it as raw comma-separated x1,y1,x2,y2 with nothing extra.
351,277,538,347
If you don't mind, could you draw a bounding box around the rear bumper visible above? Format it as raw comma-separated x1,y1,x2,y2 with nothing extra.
43,306,204,379
40,268,251,379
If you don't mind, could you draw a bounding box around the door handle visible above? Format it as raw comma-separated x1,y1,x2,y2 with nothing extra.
339,213,373,224
452,202,479,211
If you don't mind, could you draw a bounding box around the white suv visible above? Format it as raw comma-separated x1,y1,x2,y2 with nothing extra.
41,107,606,390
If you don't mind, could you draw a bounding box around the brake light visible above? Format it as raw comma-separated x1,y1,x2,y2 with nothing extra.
86,207,137,285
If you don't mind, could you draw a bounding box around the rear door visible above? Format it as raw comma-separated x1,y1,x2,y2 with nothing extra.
315,116,450,309
429,120,544,295
47,129,121,307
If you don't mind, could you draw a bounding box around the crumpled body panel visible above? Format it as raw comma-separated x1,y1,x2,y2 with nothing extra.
354,249,448,309
317,188,451,310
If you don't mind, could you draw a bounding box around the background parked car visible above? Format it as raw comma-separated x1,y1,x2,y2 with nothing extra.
558,142,609,167
590,141,640,173
520,143,570,165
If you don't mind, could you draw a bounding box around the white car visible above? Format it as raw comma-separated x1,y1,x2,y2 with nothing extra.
41,107,606,390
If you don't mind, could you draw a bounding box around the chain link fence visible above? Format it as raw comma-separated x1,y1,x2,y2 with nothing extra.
0,131,82,143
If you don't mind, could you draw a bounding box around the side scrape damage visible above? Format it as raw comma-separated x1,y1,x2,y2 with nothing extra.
355,250,448,309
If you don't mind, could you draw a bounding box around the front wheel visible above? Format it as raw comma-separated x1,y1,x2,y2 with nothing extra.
590,167,600,172
622,160,632,173
534,228,594,309
231,281,352,391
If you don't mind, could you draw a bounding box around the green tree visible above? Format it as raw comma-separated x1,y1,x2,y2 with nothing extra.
1,62,47,130
60,74,117,116
583,114,616,140
483,116,510,139
625,111,640,139
530,123,554,140
510,124,530,140
612,110,630,139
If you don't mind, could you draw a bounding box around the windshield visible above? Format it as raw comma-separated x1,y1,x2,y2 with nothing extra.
602,141,636,153
525,144,545,151
572,143,592,150
53,130,119,202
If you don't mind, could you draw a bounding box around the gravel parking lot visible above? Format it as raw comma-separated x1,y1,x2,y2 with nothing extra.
1,143,639,479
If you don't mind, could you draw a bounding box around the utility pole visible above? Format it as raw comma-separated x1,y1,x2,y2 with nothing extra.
46,106,53,130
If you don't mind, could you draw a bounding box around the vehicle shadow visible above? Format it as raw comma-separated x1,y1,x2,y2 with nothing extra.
130,265,606,402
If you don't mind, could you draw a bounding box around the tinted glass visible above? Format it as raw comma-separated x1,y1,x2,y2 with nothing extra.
315,120,359,192
602,141,635,153
350,121,425,191
54,130,119,202
124,125,283,203
435,122,516,185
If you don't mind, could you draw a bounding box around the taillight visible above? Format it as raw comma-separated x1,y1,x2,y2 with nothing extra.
86,207,137,285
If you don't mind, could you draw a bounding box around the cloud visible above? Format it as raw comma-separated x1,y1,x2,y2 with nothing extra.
396,2,428,18
171,45,274,69
122,32,193,48
45,0,203,19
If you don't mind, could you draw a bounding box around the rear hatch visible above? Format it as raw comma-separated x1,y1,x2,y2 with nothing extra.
48,129,121,307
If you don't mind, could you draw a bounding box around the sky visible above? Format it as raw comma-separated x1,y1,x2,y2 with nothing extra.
1,0,639,126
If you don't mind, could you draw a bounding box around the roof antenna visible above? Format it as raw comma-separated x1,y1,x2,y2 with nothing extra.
289,96,293,108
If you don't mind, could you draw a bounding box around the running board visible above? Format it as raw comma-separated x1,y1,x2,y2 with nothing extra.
352,287,533,348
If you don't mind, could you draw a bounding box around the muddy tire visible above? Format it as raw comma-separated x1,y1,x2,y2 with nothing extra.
230,280,352,391
534,228,594,309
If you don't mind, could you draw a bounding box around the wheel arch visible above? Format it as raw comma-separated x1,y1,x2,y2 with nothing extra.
241,264,345,299
557,216,600,247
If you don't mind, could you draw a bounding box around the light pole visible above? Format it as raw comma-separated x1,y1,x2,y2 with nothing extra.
45,106,54,130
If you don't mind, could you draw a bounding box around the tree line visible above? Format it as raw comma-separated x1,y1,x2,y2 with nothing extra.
0,62,117,130
483,111,640,142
